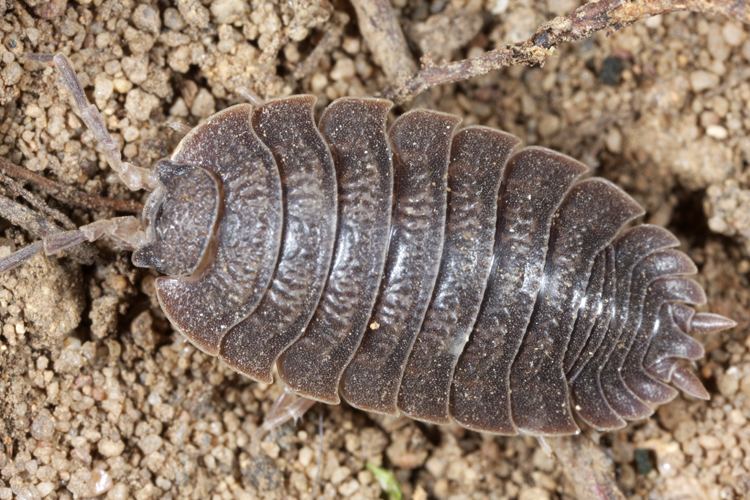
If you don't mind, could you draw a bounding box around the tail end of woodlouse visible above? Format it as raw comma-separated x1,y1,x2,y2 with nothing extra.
689,312,737,335
673,311,735,401
644,304,736,401
670,365,710,400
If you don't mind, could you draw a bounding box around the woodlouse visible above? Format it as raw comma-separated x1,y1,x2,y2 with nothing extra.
2,55,735,437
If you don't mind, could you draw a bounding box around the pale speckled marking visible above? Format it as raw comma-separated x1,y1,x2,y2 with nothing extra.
218,96,337,383
278,98,393,403
339,110,460,415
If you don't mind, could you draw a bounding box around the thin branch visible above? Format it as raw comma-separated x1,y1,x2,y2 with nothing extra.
547,434,626,500
0,194,96,265
0,170,76,230
351,0,417,87
385,0,750,104
0,157,143,214
293,12,348,81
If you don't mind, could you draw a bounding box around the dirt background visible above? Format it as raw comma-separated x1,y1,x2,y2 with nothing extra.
0,0,749,498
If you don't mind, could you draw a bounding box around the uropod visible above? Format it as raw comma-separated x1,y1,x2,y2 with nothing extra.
1,54,735,438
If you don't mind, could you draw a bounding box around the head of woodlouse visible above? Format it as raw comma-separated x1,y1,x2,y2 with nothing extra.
131,160,222,277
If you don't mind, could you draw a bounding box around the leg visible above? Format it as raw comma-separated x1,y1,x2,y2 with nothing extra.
251,389,317,452
235,86,265,107
0,156,143,214
0,241,44,273
165,120,193,137
259,389,317,434
314,411,325,496
0,216,145,273
32,54,156,192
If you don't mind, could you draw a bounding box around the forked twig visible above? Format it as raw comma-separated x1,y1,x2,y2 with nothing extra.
0,194,97,266
385,0,750,103
547,434,626,500
0,170,76,230
0,157,142,214
350,0,417,87
292,12,349,81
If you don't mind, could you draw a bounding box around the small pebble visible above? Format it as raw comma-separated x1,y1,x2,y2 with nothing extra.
125,89,159,121
330,466,350,485
338,479,359,496
114,77,133,94
190,88,216,118
546,0,577,16
138,434,163,455
132,4,161,34
645,15,662,28
107,483,129,500
311,73,328,93
30,410,55,441
717,366,740,396
690,70,720,92
343,37,360,55
606,127,623,153
706,124,728,140
698,435,722,450
98,438,125,458
123,126,140,143
36,482,54,497
1,61,22,86
519,487,550,500
210,0,247,24
491,0,509,15
122,56,149,85
538,114,560,137
298,447,313,467
164,8,186,30
742,39,750,62
93,75,114,108
177,0,210,29
330,59,355,81
722,22,745,46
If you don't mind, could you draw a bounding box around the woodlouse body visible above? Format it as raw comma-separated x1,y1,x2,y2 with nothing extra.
122,94,734,437
4,74,732,438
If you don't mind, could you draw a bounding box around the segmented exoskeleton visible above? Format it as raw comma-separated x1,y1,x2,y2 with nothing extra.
3,56,735,436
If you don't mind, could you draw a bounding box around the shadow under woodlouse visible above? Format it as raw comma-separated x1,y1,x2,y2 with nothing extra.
0,55,736,440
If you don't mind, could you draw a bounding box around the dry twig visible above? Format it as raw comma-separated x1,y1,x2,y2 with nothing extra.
350,0,417,87
293,12,349,81
0,171,76,230
385,0,750,103
0,194,96,265
0,157,142,214
547,434,626,500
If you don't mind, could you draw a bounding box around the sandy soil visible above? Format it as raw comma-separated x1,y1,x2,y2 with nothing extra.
0,0,749,498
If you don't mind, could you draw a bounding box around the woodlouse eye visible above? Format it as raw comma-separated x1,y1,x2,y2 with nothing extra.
132,160,221,277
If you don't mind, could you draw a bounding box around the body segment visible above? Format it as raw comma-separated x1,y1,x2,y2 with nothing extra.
339,110,459,414
276,98,394,402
